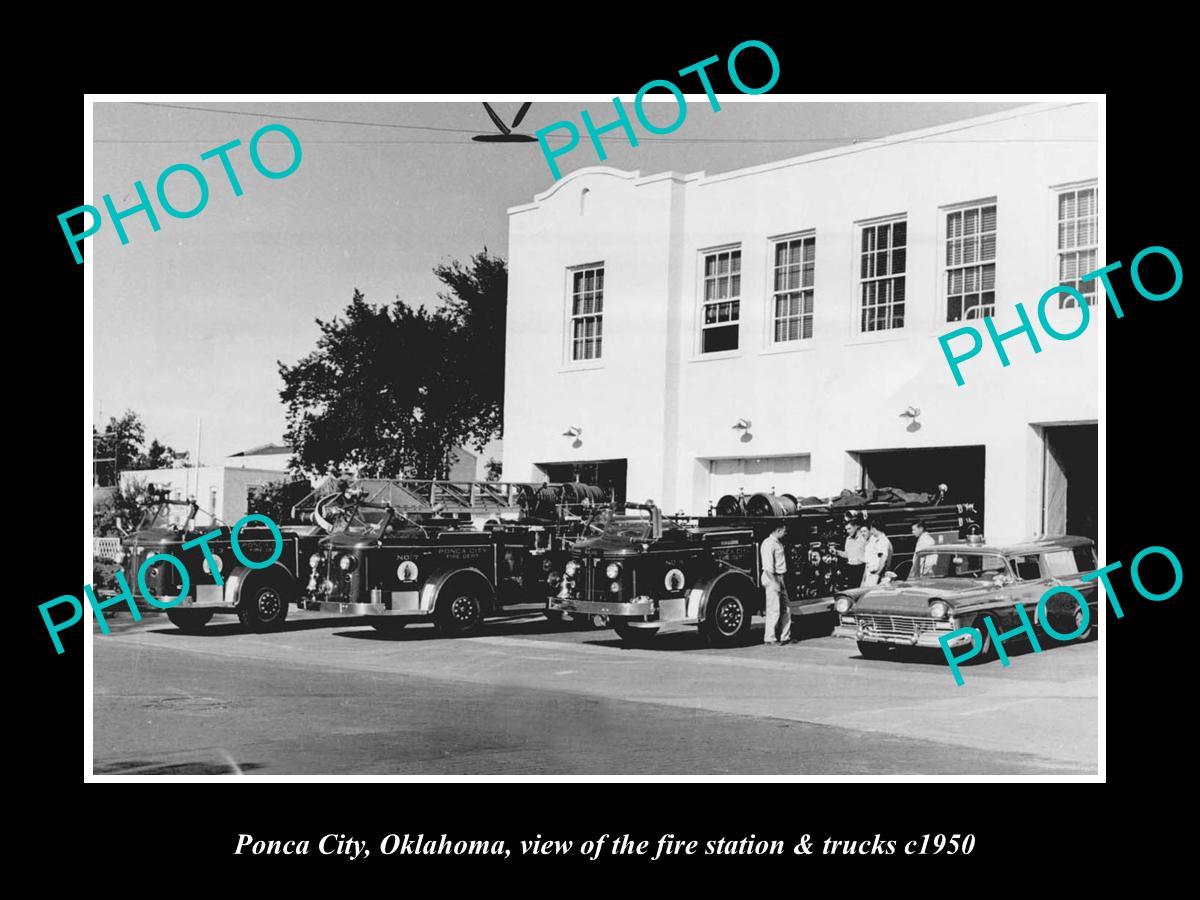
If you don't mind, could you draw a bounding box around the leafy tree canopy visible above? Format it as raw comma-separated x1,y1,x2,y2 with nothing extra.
279,250,507,480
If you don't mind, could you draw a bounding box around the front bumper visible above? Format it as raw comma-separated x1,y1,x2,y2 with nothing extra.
834,614,971,648
549,595,699,627
301,587,426,617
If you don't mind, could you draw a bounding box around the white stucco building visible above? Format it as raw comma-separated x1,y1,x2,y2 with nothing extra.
502,103,1099,544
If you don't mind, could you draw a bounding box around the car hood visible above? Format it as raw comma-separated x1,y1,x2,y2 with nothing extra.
851,578,1000,615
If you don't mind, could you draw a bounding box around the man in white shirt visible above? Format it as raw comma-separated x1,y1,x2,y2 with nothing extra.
862,521,894,586
760,523,792,645
912,521,937,576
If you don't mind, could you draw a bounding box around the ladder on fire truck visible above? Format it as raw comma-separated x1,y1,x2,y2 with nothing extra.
290,477,601,520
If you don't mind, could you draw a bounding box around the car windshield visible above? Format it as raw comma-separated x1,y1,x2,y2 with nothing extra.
328,505,392,537
136,500,190,532
600,514,653,541
912,552,1010,579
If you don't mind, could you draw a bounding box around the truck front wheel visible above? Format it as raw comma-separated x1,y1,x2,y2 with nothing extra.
701,590,753,647
435,584,484,637
236,573,291,633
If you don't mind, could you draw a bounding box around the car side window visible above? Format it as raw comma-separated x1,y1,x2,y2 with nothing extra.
1010,554,1043,581
1043,550,1079,577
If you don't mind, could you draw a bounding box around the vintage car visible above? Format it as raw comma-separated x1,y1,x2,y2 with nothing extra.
832,534,1099,659
300,482,611,636
117,492,324,633
550,489,979,648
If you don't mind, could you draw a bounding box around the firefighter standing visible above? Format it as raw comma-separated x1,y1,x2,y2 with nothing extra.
912,521,937,575
760,523,792,645
862,521,894,586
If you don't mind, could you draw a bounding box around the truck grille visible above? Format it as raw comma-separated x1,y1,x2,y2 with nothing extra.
856,614,940,641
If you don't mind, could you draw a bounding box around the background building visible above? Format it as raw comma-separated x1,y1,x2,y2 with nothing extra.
502,103,1098,543
122,441,295,527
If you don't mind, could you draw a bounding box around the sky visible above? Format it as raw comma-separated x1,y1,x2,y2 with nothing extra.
91,99,1026,463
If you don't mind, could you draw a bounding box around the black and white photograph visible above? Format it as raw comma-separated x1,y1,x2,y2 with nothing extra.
80,94,1104,780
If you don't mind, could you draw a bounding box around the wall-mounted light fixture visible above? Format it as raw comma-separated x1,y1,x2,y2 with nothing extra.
899,406,921,432
562,425,583,449
732,418,753,443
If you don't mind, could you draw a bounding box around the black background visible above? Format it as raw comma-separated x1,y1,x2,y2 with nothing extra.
24,22,1189,886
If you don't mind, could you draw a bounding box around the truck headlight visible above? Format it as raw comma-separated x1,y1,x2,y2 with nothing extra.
834,596,853,614
605,562,621,579
564,560,580,576
664,568,685,591
338,554,357,572
309,553,322,569
609,581,620,593
202,556,223,575
397,560,419,582
929,600,949,619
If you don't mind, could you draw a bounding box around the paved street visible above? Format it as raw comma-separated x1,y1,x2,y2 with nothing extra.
93,606,1098,775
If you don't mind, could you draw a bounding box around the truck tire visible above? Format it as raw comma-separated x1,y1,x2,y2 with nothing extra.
613,619,658,647
166,609,214,633
701,589,753,647
435,582,484,637
236,570,291,633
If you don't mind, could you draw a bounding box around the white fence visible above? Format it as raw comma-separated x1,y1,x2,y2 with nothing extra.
94,537,122,562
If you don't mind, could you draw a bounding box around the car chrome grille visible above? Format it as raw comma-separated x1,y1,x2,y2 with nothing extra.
856,614,939,641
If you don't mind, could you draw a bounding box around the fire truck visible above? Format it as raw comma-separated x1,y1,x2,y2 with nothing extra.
299,480,611,636
116,488,325,633
547,488,979,647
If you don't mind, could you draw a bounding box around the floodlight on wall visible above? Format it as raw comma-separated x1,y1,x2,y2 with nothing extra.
900,406,922,432
563,425,583,449
732,418,752,431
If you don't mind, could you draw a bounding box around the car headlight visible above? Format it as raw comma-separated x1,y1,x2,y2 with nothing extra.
201,555,223,575
664,568,685,591
834,596,853,614
929,600,949,619
605,562,622,580
609,581,621,593
338,554,357,572
309,553,322,569
397,560,419,582
564,560,580,577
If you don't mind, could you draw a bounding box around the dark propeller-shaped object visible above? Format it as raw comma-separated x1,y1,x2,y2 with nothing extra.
473,102,537,142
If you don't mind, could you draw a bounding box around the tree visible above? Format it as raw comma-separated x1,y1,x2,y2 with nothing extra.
137,439,190,470
279,251,508,480
485,458,503,482
93,476,149,536
247,478,314,525
93,410,145,486
93,410,192,486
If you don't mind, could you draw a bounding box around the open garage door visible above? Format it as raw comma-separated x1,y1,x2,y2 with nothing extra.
855,445,986,525
535,459,627,505
704,455,812,509
1043,424,1097,542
